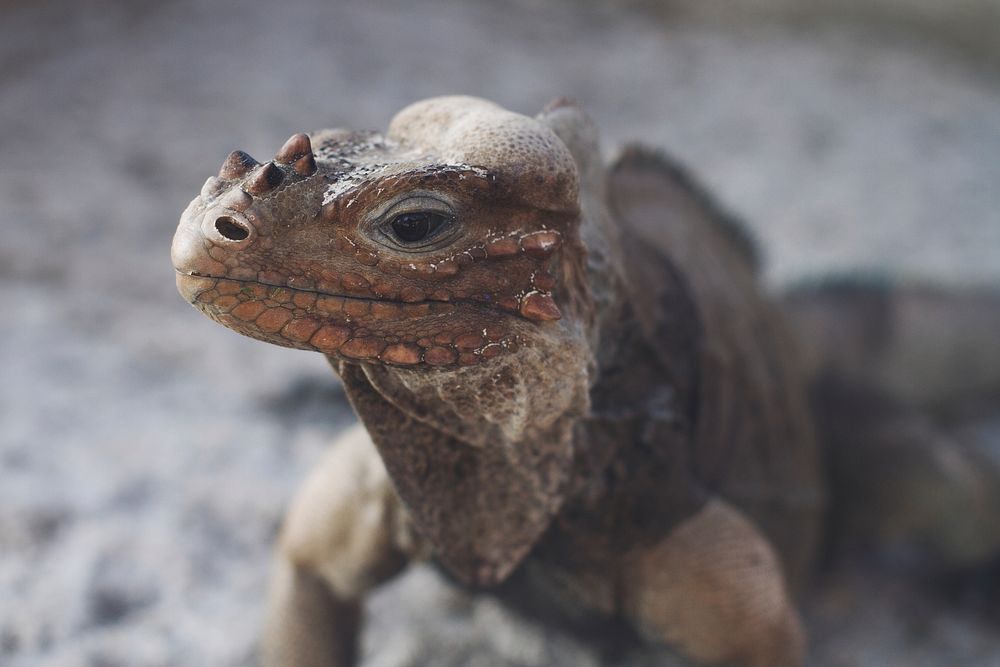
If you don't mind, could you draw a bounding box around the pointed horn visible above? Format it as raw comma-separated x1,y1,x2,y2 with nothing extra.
200,176,223,199
276,133,313,164
245,162,285,195
219,150,259,179
519,291,562,322
293,153,317,176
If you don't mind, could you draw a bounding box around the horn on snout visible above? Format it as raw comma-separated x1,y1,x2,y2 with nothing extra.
218,150,259,179
276,133,317,176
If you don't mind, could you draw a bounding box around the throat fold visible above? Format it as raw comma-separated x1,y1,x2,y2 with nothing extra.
330,321,591,586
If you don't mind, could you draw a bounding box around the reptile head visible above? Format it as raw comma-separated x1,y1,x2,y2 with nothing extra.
172,96,587,369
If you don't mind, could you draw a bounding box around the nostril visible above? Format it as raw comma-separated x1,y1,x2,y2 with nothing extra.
215,216,250,241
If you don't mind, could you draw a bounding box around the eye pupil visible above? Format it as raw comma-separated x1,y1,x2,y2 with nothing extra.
391,212,441,244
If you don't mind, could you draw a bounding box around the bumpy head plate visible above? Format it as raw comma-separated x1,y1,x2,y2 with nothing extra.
171,96,583,369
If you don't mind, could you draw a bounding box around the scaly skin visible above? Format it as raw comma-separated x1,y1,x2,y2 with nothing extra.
173,117,577,369
172,96,823,667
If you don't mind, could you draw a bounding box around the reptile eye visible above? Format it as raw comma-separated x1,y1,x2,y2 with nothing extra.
389,212,449,245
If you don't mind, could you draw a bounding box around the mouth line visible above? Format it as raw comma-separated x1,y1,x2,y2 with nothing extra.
175,269,491,311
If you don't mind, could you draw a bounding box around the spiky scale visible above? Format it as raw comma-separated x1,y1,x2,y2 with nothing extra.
520,291,562,321
245,162,285,195
201,176,224,199
276,133,313,164
294,153,317,176
219,150,258,179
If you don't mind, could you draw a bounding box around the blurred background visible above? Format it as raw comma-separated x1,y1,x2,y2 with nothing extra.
2,0,999,665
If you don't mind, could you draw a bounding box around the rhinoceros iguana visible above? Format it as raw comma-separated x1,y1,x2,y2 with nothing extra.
171,96,1000,667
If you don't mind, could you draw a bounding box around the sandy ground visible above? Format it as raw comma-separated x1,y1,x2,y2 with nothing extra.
1,0,999,665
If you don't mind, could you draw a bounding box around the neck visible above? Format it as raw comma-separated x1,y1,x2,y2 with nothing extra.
330,316,592,586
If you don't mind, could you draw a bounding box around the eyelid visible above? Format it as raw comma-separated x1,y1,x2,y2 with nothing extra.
372,192,456,222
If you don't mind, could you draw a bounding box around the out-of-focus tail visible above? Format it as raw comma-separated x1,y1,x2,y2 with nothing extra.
809,371,1000,567
781,278,1000,413
780,278,1000,568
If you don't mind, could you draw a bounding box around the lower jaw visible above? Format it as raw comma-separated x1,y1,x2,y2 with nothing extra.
176,273,516,368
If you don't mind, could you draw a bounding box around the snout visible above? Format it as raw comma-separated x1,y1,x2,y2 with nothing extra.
171,132,319,283
171,197,257,282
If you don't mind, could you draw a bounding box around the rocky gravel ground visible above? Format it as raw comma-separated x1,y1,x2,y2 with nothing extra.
2,0,999,665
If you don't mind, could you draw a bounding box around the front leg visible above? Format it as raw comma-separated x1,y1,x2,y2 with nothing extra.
263,559,361,667
262,423,415,667
621,498,805,667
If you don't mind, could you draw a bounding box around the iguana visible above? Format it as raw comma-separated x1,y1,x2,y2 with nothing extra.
170,96,1000,667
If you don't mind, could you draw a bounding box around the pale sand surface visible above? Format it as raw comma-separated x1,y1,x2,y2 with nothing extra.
1,1,998,665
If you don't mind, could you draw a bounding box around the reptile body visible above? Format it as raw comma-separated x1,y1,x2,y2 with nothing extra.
171,96,999,666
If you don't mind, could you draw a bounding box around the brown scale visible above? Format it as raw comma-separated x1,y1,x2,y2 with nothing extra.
189,273,523,369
